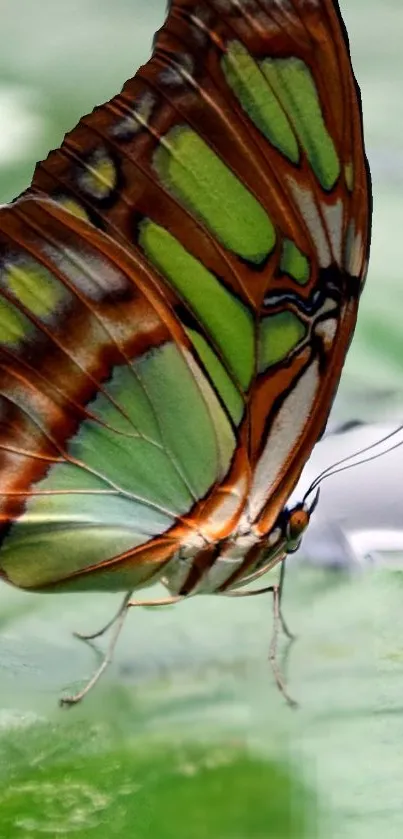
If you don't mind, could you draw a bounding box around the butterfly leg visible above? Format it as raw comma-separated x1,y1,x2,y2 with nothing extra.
269,579,298,709
61,594,184,707
277,560,296,642
127,595,183,608
74,592,183,643
127,591,297,706
60,591,133,707
74,592,134,641
226,562,296,706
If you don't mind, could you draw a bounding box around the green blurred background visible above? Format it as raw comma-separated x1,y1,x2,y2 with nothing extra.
0,1,402,836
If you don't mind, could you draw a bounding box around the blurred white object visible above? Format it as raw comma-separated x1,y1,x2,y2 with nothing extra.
0,86,43,165
290,422,403,567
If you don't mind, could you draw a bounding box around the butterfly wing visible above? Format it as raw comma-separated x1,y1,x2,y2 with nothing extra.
0,197,245,590
0,0,371,593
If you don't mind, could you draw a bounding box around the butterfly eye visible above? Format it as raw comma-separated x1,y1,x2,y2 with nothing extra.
286,506,310,552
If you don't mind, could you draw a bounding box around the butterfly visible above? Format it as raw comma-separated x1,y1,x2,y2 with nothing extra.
0,0,371,704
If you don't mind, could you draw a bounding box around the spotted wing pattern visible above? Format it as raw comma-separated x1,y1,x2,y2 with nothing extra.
0,0,371,595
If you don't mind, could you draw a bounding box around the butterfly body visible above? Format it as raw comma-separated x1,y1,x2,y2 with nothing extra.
0,2,370,627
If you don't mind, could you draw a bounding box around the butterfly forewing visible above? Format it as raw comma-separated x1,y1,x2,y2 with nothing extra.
0,0,370,595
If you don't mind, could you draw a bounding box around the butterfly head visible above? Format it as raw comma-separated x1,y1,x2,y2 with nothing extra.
284,490,320,554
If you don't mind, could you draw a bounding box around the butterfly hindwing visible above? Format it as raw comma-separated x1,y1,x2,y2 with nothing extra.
0,197,243,590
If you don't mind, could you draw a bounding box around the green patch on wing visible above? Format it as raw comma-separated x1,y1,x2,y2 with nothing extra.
138,220,255,392
345,162,354,191
258,311,307,371
222,42,340,190
0,295,32,345
153,127,275,263
280,240,310,285
4,259,66,318
187,329,245,425
260,57,340,190
0,466,173,591
1,343,235,591
222,41,299,163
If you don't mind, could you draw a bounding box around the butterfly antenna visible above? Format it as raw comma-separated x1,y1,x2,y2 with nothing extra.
303,423,403,504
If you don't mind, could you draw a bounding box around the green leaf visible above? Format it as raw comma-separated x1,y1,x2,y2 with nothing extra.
1,567,403,837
